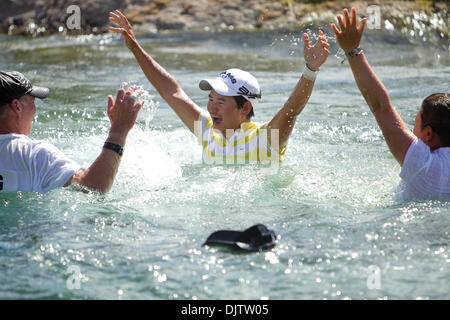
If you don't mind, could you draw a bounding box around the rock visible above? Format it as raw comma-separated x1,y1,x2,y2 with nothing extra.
0,0,447,39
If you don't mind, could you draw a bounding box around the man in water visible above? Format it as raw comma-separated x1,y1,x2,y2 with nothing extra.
332,8,450,201
109,10,330,164
0,71,143,194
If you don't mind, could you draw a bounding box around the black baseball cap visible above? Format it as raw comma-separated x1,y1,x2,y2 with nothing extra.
0,71,49,105
203,224,277,251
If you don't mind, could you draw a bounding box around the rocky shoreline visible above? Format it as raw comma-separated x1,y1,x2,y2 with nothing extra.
0,0,448,39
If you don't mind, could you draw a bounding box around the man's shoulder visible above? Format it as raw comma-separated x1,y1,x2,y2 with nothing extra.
434,145,450,157
240,120,268,131
401,137,450,179
255,121,269,129
0,133,30,142
0,133,34,151
407,138,450,162
403,138,429,162
0,133,50,145
2,134,62,157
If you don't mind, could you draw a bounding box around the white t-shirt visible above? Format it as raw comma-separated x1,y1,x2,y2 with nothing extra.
0,133,81,193
396,137,450,202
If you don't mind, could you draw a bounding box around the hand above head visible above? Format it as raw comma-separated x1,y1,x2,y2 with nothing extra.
303,30,330,71
331,7,367,53
67,86,144,194
107,86,144,137
109,10,138,50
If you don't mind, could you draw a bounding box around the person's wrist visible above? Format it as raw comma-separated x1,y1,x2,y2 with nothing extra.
305,63,319,72
345,47,363,57
108,126,129,146
303,64,319,81
103,141,124,156
129,39,140,52
341,43,359,51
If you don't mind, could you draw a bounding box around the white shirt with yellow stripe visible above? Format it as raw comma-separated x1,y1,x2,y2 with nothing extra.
194,113,286,165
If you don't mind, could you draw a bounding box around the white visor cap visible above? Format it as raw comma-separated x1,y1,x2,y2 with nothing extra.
199,68,261,106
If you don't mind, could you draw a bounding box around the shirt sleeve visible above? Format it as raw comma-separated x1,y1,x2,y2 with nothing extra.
30,141,81,193
259,122,287,161
399,137,432,183
193,111,212,145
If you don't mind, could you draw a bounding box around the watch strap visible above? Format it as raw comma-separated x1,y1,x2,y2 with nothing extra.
103,142,123,156
346,47,363,57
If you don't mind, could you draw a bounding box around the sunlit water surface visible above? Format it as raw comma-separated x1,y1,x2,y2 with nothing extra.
0,28,449,299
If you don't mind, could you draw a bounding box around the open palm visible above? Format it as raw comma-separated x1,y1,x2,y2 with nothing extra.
331,8,367,53
109,10,137,50
303,30,330,71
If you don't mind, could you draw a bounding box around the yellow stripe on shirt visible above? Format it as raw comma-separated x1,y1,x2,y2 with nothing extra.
194,113,286,165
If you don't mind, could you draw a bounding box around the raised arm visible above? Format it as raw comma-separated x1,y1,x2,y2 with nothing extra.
267,30,330,150
65,87,143,193
332,8,415,164
109,10,202,133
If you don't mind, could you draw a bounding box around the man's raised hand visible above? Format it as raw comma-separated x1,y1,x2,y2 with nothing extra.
109,10,137,50
303,30,330,72
107,86,144,135
331,8,367,53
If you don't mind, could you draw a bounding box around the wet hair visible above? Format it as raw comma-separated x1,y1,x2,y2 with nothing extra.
233,96,254,120
420,93,450,146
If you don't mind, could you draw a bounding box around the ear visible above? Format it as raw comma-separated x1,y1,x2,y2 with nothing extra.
9,99,23,116
422,125,434,143
241,101,253,118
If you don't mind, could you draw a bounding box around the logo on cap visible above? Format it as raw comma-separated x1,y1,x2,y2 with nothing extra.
220,71,237,84
238,86,249,95
199,68,261,104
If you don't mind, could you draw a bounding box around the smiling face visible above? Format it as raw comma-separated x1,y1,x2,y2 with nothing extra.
207,89,248,137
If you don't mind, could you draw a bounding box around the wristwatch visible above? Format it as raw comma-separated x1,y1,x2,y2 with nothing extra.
103,142,124,156
346,47,363,57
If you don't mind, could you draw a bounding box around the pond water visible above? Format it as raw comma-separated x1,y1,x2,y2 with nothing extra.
0,25,449,299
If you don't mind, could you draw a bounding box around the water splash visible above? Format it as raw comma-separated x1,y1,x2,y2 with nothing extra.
334,48,346,64
120,81,160,128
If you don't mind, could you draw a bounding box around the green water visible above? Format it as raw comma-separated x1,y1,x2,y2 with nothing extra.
0,28,449,299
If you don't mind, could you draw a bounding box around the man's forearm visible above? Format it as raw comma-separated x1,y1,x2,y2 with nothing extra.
283,75,315,117
130,41,181,100
347,52,415,164
71,128,128,193
129,41,200,132
268,75,315,148
348,52,391,114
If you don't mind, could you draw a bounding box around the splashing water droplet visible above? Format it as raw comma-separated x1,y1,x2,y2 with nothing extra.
334,48,346,62
120,82,160,127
